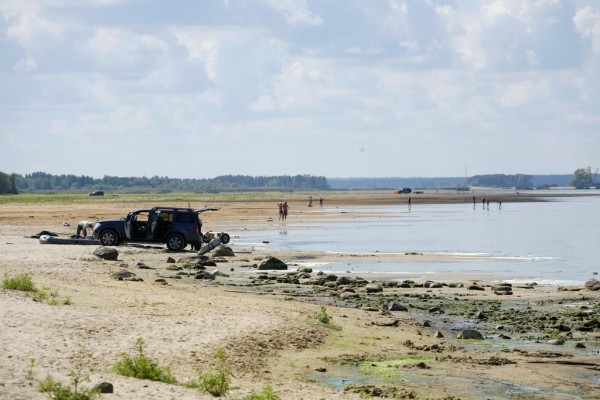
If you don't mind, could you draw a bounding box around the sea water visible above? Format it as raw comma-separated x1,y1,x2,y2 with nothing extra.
231,194,600,284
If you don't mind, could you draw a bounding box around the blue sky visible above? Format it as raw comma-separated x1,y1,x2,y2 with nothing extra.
1,0,599,179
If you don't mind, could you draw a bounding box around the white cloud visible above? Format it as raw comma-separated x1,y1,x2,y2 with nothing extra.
175,33,221,81
13,54,37,71
499,79,549,108
248,95,276,112
5,11,62,47
574,6,600,54
262,0,323,26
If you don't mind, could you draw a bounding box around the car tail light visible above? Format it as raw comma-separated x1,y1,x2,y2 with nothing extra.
194,224,199,233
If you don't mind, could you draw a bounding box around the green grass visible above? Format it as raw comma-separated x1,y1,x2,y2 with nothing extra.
185,349,231,396
112,338,177,384
38,375,100,400
245,385,282,400
2,273,37,291
313,306,342,330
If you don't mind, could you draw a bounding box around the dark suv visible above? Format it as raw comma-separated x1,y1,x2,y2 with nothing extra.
93,206,224,251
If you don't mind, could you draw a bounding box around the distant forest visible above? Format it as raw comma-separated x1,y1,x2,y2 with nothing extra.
2,172,330,194
0,171,585,195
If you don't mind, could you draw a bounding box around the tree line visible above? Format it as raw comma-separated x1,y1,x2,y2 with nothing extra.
0,172,331,194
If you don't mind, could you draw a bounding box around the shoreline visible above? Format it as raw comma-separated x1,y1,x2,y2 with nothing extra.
1,195,599,399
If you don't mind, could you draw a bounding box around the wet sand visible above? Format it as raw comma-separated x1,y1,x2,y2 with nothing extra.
1,193,599,399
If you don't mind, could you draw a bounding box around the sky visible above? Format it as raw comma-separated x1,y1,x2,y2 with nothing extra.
1,0,599,179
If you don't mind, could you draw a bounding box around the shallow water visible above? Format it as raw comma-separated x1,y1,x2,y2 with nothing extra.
232,195,600,284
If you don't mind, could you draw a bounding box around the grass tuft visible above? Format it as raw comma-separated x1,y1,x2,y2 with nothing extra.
2,273,37,291
245,385,282,400
185,348,231,396
112,338,177,384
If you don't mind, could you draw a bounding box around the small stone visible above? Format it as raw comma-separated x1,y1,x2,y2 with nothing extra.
94,382,113,394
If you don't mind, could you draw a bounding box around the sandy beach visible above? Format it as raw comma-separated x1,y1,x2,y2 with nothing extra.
1,193,599,399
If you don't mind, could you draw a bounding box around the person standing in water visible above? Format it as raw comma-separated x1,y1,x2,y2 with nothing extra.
283,202,289,220
408,197,412,210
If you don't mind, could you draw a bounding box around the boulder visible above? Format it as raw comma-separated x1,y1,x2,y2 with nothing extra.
365,283,383,293
457,330,485,340
340,291,360,299
194,271,215,280
258,256,288,270
94,382,113,394
213,245,235,257
166,257,176,263
336,276,353,285
467,284,485,291
111,270,142,282
585,278,600,291
93,247,119,260
387,302,408,312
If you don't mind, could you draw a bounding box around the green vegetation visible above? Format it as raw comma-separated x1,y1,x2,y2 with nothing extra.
112,338,177,384
571,167,596,189
8,171,330,193
313,306,342,331
360,356,435,379
245,385,282,400
186,348,231,396
3,274,73,306
2,273,37,292
38,348,100,400
0,171,18,194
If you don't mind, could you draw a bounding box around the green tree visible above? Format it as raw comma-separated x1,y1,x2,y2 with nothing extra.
0,172,18,194
571,167,594,189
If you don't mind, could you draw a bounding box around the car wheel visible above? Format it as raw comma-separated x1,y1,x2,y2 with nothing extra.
99,229,119,246
219,233,230,244
166,233,186,251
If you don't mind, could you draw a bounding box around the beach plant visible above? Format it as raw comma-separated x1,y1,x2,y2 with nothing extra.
26,358,36,380
38,347,100,400
186,348,231,396
245,385,282,400
2,273,36,291
313,306,342,330
112,338,177,384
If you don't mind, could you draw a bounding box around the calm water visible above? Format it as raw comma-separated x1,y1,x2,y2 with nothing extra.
230,195,600,284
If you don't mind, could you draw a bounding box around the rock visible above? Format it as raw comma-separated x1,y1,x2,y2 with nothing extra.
547,338,565,345
428,306,442,313
111,270,142,282
298,267,313,273
336,276,353,285
154,278,168,285
475,311,487,320
574,342,586,349
434,331,444,338
194,271,215,280
494,289,513,295
387,302,408,312
177,256,200,264
467,284,485,291
457,330,485,340
258,256,288,270
584,278,600,291
136,262,153,269
94,382,113,394
213,245,235,257
422,321,431,327
93,247,119,260
212,269,230,277
499,334,512,340
340,291,360,299
365,283,383,293
166,257,176,263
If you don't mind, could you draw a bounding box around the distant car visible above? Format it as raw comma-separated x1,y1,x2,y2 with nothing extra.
92,206,230,251
88,191,105,196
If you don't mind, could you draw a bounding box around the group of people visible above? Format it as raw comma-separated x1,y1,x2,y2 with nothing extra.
473,196,502,210
308,196,325,207
277,202,289,221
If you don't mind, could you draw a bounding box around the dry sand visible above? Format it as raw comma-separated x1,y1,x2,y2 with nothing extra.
1,194,599,399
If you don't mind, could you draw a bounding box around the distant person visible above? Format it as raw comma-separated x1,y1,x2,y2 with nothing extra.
283,202,289,220
308,196,313,207
408,197,412,210
278,203,284,220
472,196,476,205
482,197,486,209
319,197,324,207
76,221,94,238
486,200,490,210
498,201,502,210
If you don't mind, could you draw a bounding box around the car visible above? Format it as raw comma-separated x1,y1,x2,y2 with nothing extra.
88,191,105,196
92,206,230,251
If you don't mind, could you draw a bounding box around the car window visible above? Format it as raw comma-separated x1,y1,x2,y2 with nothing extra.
158,211,174,222
174,212,195,223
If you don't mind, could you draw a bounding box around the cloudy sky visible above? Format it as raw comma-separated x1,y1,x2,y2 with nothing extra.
1,0,599,179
